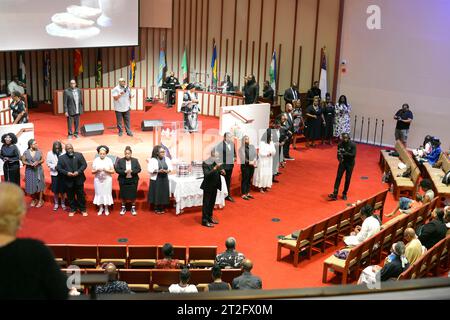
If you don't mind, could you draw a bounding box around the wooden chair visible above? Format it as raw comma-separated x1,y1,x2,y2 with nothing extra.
322,244,363,284
277,226,314,267
188,246,217,268
324,212,343,247
47,244,68,268
338,207,355,237
118,269,151,292
221,269,243,286
68,245,98,268
189,269,214,291
157,246,187,267
98,245,127,268
128,245,157,268
369,189,389,220
309,219,330,255
151,270,181,292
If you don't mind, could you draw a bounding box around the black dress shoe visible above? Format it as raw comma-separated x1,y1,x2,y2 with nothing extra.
272,179,279,183
226,196,235,202
328,194,338,201
342,194,348,200
202,222,214,228
209,219,219,224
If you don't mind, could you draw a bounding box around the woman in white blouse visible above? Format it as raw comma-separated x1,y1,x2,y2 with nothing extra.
344,205,381,247
147,145,173,214
92,145,115,216
46,141,67,211
253,129,276,193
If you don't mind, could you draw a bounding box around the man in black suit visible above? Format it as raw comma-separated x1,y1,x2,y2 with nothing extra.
243,75,258,105
63,79,83,139
215,132,236,202
200,150,225,228
283,104,295,160
283,82,300,105
163,72,180,107
262,80,274,104
328,133,357,201
306,81,322,105
56,144,88,217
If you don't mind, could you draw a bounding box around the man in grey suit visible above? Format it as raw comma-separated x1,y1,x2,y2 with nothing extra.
63,79,83,139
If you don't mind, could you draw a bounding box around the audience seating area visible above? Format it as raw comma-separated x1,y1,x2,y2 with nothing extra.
379,140,421,200
61,268,242,293
423,153,450,206
47,244,217,269
322,198,440,284
277,189,389,267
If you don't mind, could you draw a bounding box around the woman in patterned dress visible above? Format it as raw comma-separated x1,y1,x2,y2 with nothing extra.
334,95,352,138
21,139,45,208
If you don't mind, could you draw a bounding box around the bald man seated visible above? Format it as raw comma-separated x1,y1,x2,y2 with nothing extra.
95,263,132,294
404,228,426,265
231,259,262,290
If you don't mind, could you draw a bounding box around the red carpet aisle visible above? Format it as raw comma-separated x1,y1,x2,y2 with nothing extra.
17,104,399,289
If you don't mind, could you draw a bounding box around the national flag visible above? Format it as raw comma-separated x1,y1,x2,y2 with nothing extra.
18,51,26,84
157,47,167,86
269,50,276,92
95,49,102,87
43,51,50,88
129,48,136,87
211,43,218,85
319,48,327,100
73,49,83,78
181,48,188,83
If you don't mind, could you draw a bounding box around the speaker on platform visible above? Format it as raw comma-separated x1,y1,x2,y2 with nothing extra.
81,123,105,136
141,120,163,131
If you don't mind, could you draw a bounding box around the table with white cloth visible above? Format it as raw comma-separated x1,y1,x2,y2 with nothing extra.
169,175,228,215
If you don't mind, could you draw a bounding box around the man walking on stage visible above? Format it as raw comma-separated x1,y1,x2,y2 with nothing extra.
328,133,356,201
63,79,83,139
112,78,134,137
200,150,225,228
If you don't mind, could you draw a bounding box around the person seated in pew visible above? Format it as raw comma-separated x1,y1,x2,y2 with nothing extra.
418,208,447,250
156,243,181,269
385,179,434,220
343,205,380,247
444,207,450,235
168,268,198,294
95,263,132,294
423,138,442,166
204,265,231,292
215,237,246,269
413,135,434,158
232,259,262,290
404,228,427,265
358,241,409,285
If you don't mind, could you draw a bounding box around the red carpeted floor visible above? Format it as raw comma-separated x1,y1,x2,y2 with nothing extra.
17,103,400,289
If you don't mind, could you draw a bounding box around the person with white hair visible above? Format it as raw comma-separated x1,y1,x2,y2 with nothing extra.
0,183,68,299
112,78,134,137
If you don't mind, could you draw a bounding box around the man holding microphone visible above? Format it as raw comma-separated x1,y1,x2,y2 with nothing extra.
112,78,134,137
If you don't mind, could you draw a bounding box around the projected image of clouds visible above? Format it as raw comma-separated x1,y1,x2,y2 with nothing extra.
46,0,113,39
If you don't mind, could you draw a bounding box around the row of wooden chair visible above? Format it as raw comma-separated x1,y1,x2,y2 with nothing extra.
48,244,218,269
379,140,421,200
277,189,389,267
63,268,243,293
398,235,450,280
322,198,438,284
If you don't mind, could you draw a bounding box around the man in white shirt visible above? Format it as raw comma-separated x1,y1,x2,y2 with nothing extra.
344,205,380,247
168,268,198,294
112,78,134,137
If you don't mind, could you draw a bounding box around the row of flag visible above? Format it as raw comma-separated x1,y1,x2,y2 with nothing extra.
16,44,326,94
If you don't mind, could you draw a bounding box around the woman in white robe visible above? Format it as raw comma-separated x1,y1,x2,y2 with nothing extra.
253,129,276,193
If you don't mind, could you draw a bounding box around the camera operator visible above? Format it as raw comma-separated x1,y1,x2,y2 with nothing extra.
328,133,356,201
394,103,413,147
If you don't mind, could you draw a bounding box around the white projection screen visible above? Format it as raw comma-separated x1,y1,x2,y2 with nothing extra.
0,0,139,51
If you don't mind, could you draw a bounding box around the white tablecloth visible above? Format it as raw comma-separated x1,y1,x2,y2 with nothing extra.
169,175,228,215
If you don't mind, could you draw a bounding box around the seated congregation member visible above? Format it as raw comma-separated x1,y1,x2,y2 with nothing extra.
204,265,231,291
344,205,380,247
10,91,28,124
156,243,181,269
239,135,257,200
46,141,67,211
215,237,246,269
444,207,450,235
168,268,198,293
404,228,426,265
253,129,276,193
21,139,45,208
418,208,447,249
57,144,88,217
115,146,141,216
92,146,115,216
0,183,68,299
424,138,442,166
305,96,325,148
413,135,433,158
95,263,132,294
0,133,21,186
232,259,262,290
386,179,435,220
147,145,173,215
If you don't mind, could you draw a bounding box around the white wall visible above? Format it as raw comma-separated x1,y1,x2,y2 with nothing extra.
338,0,450,149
